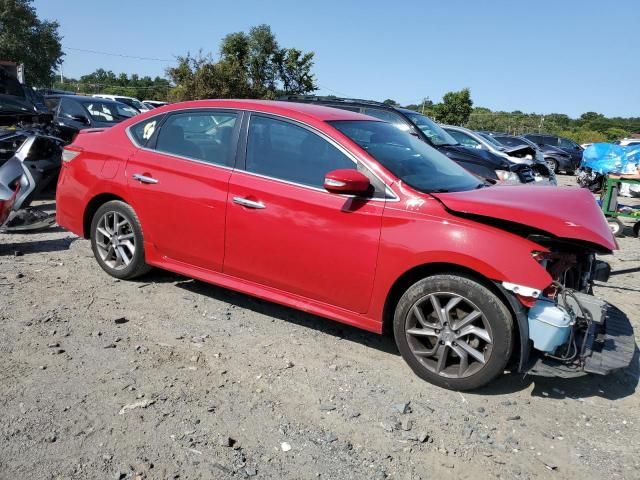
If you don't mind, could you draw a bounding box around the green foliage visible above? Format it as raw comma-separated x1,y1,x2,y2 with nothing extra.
0,0,63,85
432,88,473,125
466,108,639,143
167,24,317,101
53,68,172,100
404,88,638,144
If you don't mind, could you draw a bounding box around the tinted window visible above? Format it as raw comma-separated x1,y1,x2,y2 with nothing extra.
59,98,88,119
543,136,559,146
362,108,411,131
402,111,459,146
84,101,135,122
155,111,237,165
44,97,60,112
525,134,544,144
130,116,163,146
246,115,355,188
559,137,578,149
494,136,523,147
447,129,481,148
330,120,482,193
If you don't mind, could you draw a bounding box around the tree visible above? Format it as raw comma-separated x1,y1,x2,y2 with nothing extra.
382,99,399,106
432,88,473,125
168,24,317,101
0,0,63,85
433,88,473,125
275,48,316,95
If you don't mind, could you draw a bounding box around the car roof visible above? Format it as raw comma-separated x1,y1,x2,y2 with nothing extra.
45,94,123,105
151,99,375,122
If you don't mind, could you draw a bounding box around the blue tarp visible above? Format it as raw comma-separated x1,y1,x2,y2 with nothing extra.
581,143,640,174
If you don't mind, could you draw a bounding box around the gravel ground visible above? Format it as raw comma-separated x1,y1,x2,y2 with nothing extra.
0,175,639,480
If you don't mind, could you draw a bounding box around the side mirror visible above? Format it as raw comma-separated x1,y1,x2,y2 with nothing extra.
324,169,371,195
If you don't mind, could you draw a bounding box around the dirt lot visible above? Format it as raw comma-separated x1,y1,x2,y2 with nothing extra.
1,175,639,480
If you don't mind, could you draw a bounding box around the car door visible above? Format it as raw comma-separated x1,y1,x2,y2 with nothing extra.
125,109,241,271
224,113,386,313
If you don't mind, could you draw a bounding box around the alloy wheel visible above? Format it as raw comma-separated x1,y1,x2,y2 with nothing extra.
95,211,136,270
404,292,493,379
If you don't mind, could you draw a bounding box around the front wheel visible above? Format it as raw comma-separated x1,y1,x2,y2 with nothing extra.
608,217,625,238
393,274,513,391
90,200,151,279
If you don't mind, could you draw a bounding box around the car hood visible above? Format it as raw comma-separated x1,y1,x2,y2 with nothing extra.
438,144,510,168
432,185,616,251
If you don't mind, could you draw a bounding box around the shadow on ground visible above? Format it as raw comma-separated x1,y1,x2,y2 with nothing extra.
158,276,640,400
0,234,76,256
172,277,400,356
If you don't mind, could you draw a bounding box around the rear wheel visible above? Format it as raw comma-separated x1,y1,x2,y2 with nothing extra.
546,158,558,173
90,200,151,279
393,274,513,390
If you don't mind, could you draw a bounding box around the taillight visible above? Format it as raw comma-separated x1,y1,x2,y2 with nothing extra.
62,148,82,163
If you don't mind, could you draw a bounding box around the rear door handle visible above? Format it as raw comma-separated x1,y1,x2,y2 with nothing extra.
232,197,265,209
132,173,159,184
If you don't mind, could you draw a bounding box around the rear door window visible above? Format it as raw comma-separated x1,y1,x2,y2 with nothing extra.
154,111,238,166
130,116,164,147
245,114,355,188
559,137,578,149
59,98,88,120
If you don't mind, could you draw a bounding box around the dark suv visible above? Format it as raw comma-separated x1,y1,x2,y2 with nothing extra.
44,95,138,143
522,134,582,173
281,96,536,184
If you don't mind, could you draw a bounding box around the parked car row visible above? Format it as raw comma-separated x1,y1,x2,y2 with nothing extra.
280,96,558,185
50,99,635,391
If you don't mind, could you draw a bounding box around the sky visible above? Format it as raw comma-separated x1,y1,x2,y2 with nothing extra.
33,0,639,118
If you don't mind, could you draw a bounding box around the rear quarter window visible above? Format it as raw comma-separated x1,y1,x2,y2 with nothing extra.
129,116,164,147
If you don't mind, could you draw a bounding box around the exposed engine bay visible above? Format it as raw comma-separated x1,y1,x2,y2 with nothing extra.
518,237,633,378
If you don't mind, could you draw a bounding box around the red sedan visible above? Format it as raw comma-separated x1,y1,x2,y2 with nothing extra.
56,100,634,390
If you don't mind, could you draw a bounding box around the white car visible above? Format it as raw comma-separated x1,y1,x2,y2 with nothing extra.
142,100,168,109
92,94,150,114
616,138,640,147
442,125,544,164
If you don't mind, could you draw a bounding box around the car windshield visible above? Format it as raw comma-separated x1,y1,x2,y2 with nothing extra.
329,120,482,193
84,101,134,122
402,111,458,146
115,97,145,111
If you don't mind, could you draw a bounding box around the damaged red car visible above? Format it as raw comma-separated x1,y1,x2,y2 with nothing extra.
55,100,636,390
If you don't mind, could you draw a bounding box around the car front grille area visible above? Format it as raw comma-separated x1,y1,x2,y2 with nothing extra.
510,164,536,183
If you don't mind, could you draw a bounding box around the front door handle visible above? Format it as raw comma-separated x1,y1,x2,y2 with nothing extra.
232,197,265,209
132,173,159,184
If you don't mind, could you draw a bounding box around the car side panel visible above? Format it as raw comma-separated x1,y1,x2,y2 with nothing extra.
56,139,134,237
366,195,553,323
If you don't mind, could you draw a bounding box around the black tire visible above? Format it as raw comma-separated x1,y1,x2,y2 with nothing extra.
90,200,151,280
565,169,575,176
634,221,640,238
607,217,625,238
393,274,513,391
546,159,558,173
